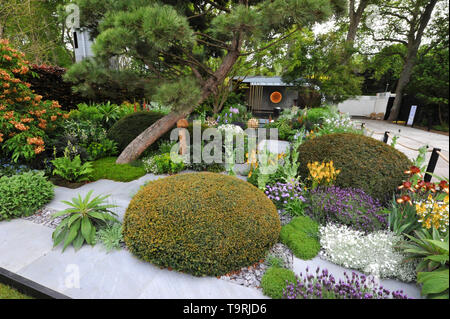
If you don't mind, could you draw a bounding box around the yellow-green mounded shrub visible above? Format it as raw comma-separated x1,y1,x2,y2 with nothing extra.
297,133,412,202
123,172,281,277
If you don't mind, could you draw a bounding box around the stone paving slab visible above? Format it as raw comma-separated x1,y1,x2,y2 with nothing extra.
0,219,54,272
0,218,265,299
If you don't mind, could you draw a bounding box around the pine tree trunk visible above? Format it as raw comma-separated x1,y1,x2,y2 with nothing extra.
115,42,241,164
387,57,416,121
387,0,438,122
115,112,187,164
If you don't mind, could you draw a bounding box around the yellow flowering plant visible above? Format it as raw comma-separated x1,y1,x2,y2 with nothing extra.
307,161,341,189
396,166,449,234
415,194,449,233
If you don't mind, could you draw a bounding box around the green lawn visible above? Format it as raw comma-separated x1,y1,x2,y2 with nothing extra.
0,283,33,299
89,157,147,182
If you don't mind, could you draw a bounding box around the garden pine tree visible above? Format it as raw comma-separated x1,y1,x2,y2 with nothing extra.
67,0,346,163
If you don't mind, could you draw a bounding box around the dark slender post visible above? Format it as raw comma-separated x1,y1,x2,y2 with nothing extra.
424,148,441,182
383,131,389,144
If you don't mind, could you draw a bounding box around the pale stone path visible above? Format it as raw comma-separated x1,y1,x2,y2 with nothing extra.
354,119,449,180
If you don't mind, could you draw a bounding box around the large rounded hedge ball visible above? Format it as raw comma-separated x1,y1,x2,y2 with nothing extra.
123,172,281,277
297,133,412,202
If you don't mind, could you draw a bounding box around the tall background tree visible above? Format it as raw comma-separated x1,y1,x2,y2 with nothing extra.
281,29,364,105
0,0,73,66
364,0,443,121
66,0,346,163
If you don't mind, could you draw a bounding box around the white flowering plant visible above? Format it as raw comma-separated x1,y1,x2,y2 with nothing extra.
316,112,361,135
319,223,417,282
217,124,245,136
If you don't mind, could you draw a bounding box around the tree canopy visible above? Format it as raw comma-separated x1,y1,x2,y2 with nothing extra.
65,0,346,163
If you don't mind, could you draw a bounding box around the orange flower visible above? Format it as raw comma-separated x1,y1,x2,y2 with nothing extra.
398,181,414,192
62,113,70,119
21,117,34,123
51,100,61,108
3,111,14,119
50,115,57,121
2,54,12,61
0,133,3,143
405,166,422,176
0,104,5,111
2,83,9,88
27,137,44,146
14,122,29,131
439,180,449,194
425,182,436,193
397,195,412,205
34,146,45,154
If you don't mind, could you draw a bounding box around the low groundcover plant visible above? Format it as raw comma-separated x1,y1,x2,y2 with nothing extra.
319,223,417,282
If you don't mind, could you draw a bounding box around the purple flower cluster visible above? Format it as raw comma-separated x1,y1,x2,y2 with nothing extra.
307,186,387,233
229,107,239,114
283,267,410,299
265,182,306,208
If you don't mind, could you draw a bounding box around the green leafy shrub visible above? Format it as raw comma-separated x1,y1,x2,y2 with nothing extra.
52,191,119,251
142,153,185,174
303,107,333,126
69,102,134,129
261,267,297,299
123,172,281,277
0,171,54,220
89,157,146,182
86,139,118,161
52,155,93,182
280,216,320,260
265,119,295,141
297,133,412,201
107,111,169,152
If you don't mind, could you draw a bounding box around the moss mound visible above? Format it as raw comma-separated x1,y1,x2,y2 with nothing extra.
297,133,411,201
123,172,281,277
261,267,297,299
107,111,169,152
280,216,320,260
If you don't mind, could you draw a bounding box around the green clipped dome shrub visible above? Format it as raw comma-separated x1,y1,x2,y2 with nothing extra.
107,111,170,152
123,172,281,277
261,267,297,299
297,133,412,201
280,216,320,260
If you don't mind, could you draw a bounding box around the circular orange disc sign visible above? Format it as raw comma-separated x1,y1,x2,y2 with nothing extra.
270,91,282,104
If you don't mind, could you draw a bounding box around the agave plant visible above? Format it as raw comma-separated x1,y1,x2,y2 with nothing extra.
401,228,449,272
52,191,119,251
